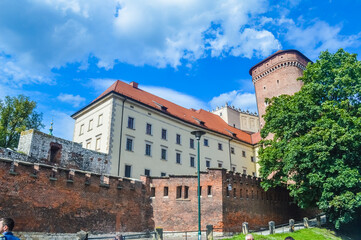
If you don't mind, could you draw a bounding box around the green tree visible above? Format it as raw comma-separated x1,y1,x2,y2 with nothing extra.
259,49,361,229
0,95,44,148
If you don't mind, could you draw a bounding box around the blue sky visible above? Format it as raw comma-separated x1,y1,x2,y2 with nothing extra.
0,0,360,140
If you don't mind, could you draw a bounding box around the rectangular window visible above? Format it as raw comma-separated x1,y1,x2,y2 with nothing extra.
184,186,189,199
218,143,223,151
126,138,133,151
151,187,155,197
176,134,181,145
145,169,150,176
232,165,236,172
127,117,135,129
125,165,131,178
80,124,84,135
251,156,255,162
176,152,181,164
146,123,152,135
145,143,152,156
163,186,169,196
95,137,101,150
231,147,235,154
161,172,166,177
98,114,103,126
88,119,93,131
86,141,91,149
243,169,247,175
161,128,167,140
161,148,167,160
206,160,210,168
252,172,256,177
207,186,212,196
204,138,209,146
199,186,202,196
218,162,223,168
190,156,195,167
233,188,237,198
190,138,194,149
242,150,246,157
176,186,182,199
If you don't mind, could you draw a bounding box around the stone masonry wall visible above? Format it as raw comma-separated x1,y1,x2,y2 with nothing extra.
17,130,110,174
0,158,154,233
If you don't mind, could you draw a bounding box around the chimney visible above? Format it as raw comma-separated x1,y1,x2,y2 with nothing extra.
130,82,138,88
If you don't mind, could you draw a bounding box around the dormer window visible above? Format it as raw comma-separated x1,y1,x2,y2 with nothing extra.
226,129,237,138
153,101,168,111
192,116,205,126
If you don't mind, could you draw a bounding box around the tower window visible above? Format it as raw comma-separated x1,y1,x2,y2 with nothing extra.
277,79,280,84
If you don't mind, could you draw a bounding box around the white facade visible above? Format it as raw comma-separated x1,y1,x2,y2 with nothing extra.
72,81,258,179
212,104,260,133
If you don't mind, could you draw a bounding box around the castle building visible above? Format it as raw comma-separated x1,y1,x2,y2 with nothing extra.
71,49,310,180
249,50,311,127
71,81,259,179
212,103,260,133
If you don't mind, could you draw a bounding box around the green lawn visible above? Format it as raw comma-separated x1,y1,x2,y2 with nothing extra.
224,228,353,240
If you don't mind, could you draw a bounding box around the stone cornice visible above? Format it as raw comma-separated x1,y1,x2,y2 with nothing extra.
252,60,307,83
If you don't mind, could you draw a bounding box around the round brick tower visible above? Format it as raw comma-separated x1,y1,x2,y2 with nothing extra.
249,49,311,127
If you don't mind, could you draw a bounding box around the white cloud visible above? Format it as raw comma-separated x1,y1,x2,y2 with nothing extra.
142,86,207,110
209,91,257,113
0,0,281,84
88,78,120,94
87,79,207,109
57,93,86,107
285,21,361,59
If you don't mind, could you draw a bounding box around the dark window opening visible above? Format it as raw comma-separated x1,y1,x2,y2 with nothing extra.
190,138,194,148
184,186,189,199
207,186,212,196
151,187,155,197
176,186,182,199
49,142,62,164
164,187,168,196
125,165,131,178
190,156,195,167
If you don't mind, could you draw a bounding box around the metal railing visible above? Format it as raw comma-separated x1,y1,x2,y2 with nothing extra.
87,231,156,240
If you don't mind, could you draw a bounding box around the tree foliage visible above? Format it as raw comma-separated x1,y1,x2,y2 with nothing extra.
259,49,361,229
0,95,44,149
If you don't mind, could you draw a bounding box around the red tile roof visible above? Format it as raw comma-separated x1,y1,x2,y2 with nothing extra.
84,80,261,145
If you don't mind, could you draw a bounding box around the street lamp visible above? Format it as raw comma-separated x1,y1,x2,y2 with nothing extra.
191,130,206,240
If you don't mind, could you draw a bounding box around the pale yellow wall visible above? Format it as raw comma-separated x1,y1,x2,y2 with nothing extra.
72,97,113,154
74,94,259,179
213,105,260,133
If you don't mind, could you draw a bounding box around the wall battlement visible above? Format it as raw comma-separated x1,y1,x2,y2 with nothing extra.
0,158,154,233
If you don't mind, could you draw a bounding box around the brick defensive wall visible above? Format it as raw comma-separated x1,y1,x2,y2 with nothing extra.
0,157,154,233
148,168,316,232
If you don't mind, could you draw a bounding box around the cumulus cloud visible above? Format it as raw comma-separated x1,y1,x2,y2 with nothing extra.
0,0,281,84
285,21,361,59
209,91,257,113
142,86,207,110
88,78,120,94
57,93,86,107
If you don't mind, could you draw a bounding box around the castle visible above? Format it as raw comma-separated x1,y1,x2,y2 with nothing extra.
0,49,315,236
